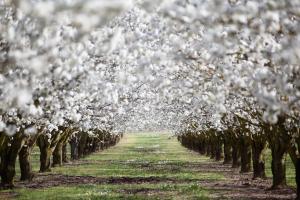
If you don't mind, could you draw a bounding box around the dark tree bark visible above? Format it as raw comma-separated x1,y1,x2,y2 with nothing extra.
52,143,63,167
215,135,223,161
38,144,52,172
78,132,88,158
0,150,18,188
223,136,232,164
210,142,216,160
287,132,300,199
62,143,68,163
296,158,300,200
232,141,241,168
251,137,266,179
215,144,222,161
239,135,252,173
18,133,40,181
199,140,206,155
52,128,73,167
70,137,79,160
37,130,62,172
206,143,211,157
19,146,34,181
0,133,7,154
0,132,27,188
271,146,287,188
265,117,290,189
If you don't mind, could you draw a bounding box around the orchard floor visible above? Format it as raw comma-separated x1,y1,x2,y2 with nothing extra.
0,132,296,200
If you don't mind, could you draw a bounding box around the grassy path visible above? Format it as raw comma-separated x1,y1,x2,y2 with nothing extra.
1,132,296,199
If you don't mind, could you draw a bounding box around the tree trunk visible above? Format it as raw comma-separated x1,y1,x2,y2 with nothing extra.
251,138,266,179
37,135,52,172
199,141,206,155
37,129,64,172
296,158,300,200
240,136,252,173
266,116,291,189
206,143,211,157
232,142,241,168
223,138,232,164
53,128,72,166
271,147,287,189
78,133,88,158
18,133,40,181
62,144,68,163
0,151,18,188
210,142,216,159
0,133,7,154
39,146,52,172
52,143,63,167
288,143,300,200
215,144,222,161
70,139,79,160
215,136,223,161
0,133,27,188
19,146,34,181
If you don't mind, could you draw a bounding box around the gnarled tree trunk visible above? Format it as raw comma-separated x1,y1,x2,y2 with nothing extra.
62,143,68,163
223,135,232,164
199,140,206,155
52,128,72,167
239,135,252,173
296,157,300,200
0,132,27,188
215,134,223,161
19,146,33,181
287,131,300,199
210,142,216,159
251,136,266,179
38,142,52,172
52,143,63,167
232,138,241,168
37,129,62,172
271,146,287,188
18,133,40,181
78,132,88,158
265,117,291,189
70,136,79,160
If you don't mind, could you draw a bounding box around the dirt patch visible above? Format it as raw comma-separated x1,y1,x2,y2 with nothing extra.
197,162,296,200
119,188,164,195
15,174,194,189
133,147,159,153
135,162,233,173
0,191,18,200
